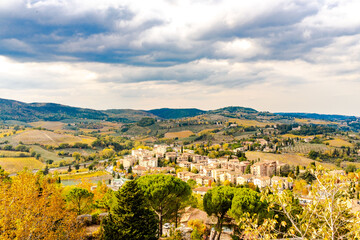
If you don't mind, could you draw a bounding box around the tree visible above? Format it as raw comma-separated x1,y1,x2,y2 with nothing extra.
0,171,85,239
245,165,251,174
66,187,94,215
295,165,300,176
95,189,114,211
103,181,158,240
0,165,9,181
280,164,291,177
269,168,360,239
293,179,308,195
137,174,191,237
119,163,124,170
191,167,199,174
203,186,235,240
72,152,81,161
74,163,80,170
187,179,197,189
101,148,115,159
345,164,357,173
43,165,49,175
308,150,320,160
223,180,230,186
188,219,207,240
299,170,316,184
137,117,156,127
229,188,266,223
68,165,72,172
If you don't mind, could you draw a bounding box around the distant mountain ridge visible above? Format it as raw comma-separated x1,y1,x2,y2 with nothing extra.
208,106,258,114
0,98,106,122
275,112,358,121
0,98,209,122
0,98,357,123
147,108,206,119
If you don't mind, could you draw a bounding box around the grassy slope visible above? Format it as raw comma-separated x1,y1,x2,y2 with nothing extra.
30,145,73,162
228,118,273,127
59,171,110,180
0,157,44,173
324,138,353,147
29,121,65,131
0,150,30,157
164,130,194,139
8,130,95,146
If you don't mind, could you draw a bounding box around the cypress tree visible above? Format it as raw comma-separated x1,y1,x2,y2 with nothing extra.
103,180,158,240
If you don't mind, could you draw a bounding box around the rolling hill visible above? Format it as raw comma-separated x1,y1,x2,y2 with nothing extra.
104,109,158,122
0,98,106,122
147,108,206,119
275,112,357,121
0,98,358,128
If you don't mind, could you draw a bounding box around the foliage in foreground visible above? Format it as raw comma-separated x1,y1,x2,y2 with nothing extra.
137,174,191,237
103,180,158,240
240,168,360,240
0,171,85,239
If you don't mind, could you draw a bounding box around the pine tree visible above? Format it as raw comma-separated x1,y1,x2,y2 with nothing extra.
103,180,158,240
43,165,49,175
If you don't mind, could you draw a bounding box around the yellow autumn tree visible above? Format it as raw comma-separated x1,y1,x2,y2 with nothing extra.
0,171,85,239
188,219,207,240
271,168,360,239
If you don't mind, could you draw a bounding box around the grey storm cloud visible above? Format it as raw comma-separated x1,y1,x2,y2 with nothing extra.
0,0,360,115
0,0,348,65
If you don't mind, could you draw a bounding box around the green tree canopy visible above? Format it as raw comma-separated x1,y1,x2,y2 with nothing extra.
65,187,94,215
137,174,191,237
103,180,158,240
229,188,266,222
137,117,156,127
203,186,235,240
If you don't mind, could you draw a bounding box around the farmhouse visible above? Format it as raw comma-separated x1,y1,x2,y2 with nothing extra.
254,176,271,188
251,160,276,177
236,174,254,185
165,152,177,161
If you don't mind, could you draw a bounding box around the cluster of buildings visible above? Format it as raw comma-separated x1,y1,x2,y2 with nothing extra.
119,146,175,175
118,144,293,191
177,156,292,190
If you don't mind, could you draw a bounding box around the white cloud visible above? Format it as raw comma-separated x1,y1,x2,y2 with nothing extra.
0,0,359,115
301,0,360,30
0,54,359,115
214,38,269,59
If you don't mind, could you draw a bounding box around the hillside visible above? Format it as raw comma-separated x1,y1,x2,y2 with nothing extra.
104,109,158,122
0,98,106,122
0,98,358,130
209,106,258,114
275,112,358,121
147,108,206,119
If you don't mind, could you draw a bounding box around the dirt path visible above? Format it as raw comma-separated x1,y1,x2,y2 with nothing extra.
42,132,57,143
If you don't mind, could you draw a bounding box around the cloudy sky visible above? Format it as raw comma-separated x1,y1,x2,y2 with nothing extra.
0,0,359,115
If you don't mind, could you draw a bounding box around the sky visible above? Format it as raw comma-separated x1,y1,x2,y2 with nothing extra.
0,0,359,115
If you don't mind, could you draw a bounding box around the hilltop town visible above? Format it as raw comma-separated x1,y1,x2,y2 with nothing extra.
0,100,359,239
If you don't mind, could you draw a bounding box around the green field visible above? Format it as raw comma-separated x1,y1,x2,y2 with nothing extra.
164,130,194,139
59,171,111,180
0,157,44,173
4,129,95,146
30,145,73,163
282,143,330,154
324,138,353,147
0,150,30,157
